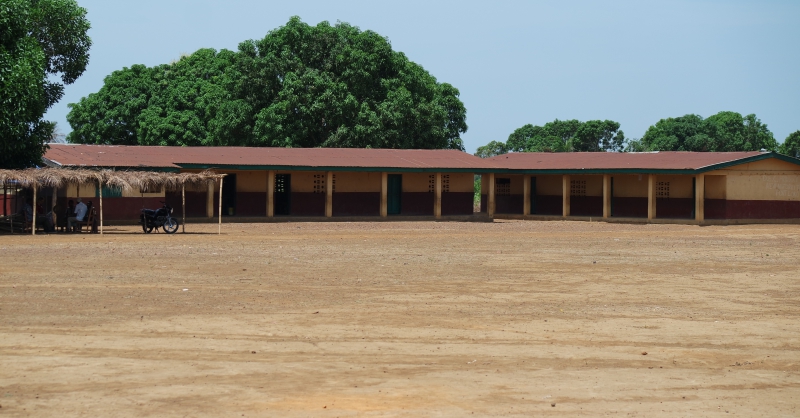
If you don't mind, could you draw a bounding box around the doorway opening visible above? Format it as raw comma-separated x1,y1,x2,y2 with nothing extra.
274,174,291,215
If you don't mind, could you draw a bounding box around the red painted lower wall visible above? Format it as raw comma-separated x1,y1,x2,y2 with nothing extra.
612,197,647,218
706,199,800,219
534,195,562,215
402,192,434,216
571,196,602,217
236,192,267,217
656,198,693,219
165,191,208,217
496,195,523,214
91,197,165,221
333,192,380,216
3,194,21,216
442,192,474,215
291,193,325,216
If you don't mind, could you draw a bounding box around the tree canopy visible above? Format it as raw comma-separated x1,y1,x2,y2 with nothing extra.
0,0,91,168
67,17,468,150
780,130,800,158
475,119,624,157
626,111,778,152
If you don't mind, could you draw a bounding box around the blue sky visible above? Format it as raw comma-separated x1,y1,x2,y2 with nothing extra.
47,0,800,153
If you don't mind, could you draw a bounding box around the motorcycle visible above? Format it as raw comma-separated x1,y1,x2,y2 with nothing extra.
140,201,179,234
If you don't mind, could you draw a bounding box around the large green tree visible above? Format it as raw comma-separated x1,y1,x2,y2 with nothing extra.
626,111,778,152
780,130,800,158
0,0,91,168
68,17,467,150
476,119,624,157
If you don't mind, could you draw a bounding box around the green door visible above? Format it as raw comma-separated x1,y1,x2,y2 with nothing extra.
387,174,402,215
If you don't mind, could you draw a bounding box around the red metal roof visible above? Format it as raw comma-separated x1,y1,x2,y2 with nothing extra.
44,145,785,173
44,144,497,170
486,151,767,170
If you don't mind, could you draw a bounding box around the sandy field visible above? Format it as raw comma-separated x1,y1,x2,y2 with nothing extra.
1,220,799,417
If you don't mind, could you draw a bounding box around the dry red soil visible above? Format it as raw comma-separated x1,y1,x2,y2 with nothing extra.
1,221,799,417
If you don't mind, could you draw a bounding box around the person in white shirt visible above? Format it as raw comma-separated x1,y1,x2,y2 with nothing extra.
68,198,88,232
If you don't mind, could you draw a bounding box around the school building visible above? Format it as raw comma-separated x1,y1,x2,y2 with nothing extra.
41,145,800,223
42,145,483,221
481,151,800,222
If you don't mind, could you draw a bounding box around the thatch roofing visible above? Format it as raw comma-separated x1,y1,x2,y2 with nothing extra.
0,168,224,190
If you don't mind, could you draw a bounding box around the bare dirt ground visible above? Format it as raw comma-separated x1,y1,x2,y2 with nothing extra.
1,220,799,417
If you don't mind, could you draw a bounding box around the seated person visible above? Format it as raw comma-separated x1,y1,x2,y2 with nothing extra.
43,205,56,233
64,200,75,219
67,198,87,232
61,200,75,231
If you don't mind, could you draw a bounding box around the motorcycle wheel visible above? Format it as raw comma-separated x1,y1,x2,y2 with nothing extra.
163,218,178,234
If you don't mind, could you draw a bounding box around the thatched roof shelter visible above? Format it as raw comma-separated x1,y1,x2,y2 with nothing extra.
1,168,225,235
0,168,222,190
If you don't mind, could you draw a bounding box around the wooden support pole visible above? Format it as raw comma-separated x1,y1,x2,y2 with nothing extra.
380,172,388,217
182,184,186,233
8,182,12,233
603,174,611,218
523,175,531,216
325,171,333,218
99,180,103,235
488,173,495,218
218,177,223,234
206,181,214,218
267,171,275,217
434,172,442,219
695,174,705,222
647,174,655,221
32,183,37,235
562,175,570,217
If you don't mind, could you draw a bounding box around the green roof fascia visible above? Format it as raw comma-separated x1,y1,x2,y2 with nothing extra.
176,163,492,173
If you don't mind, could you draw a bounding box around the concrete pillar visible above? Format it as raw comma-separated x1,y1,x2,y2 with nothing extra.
434,172,442,219
325,171,333,218
380,172,388,218
648,174,656,221
488,173,495,218
562,175,570,217
206,181,214,218
695,174,705,222
603,174,611,218
523,175,531,216
267,170,275,217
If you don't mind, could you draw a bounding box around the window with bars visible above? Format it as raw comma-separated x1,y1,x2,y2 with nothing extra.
275,175,288,193
428,174,435,193
442,174,450,193
312,174,335,193
495,178,511,196
570,180,586,197
656,181,669,198
313,174,325,194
